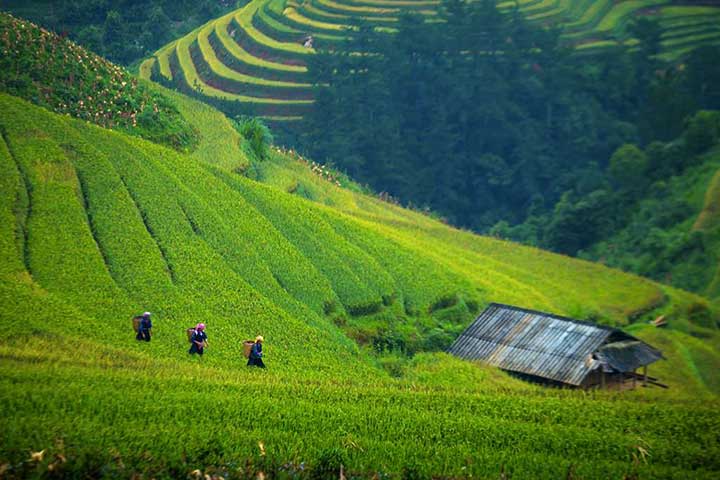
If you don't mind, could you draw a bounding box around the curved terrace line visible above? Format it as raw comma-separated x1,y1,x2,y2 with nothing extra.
300,0,401,23
216,10,308,72
198,24,311,88
235,1,314,56
176,33,313,104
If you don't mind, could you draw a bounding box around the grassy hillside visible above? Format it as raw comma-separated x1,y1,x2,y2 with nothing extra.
0,12,199,151
1,88,720,477
141,0,720,122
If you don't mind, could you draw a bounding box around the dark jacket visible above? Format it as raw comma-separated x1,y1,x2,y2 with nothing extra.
247,342,265,367
139,317,152,331
189,330,208,355
136,316,152,341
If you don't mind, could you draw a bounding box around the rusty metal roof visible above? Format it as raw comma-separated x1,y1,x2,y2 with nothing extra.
448,303,657,386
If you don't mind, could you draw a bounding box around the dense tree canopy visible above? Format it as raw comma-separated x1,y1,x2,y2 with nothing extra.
302,0,637,229
300,2,719,224
0,0,242,65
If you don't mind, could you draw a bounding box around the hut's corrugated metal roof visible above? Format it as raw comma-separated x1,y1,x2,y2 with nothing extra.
595,340,663,372
448,303,647,386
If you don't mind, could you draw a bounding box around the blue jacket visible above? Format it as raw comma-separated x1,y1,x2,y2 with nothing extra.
139,317,152,331
191,330,207,345
250,342,263,358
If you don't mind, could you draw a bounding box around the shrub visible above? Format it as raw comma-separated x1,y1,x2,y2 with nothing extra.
377,352,408,378
309,448,347,480
0,13,199,151
234,116,274,161
609,144,648,194
401,463,428,480
687,302,715,329
419,328,455,352
684,110,720,155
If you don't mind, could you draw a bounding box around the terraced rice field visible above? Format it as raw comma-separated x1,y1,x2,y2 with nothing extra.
2,88,720,477
141,0,720,122
3,12,720,476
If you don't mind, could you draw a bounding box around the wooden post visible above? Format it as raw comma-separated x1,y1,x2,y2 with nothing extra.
632,369,637,388
643,365,648,387
600,371,605,389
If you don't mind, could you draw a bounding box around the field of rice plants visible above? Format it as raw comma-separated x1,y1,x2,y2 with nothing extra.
140,0,720,122
2,88,720,477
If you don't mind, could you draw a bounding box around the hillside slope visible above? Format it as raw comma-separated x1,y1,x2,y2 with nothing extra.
0,12,199,151
582,146,720,300
0,89,674,361
2,91,720,477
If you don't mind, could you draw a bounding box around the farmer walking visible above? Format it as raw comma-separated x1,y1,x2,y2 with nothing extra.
247,335,265,368
135,312,152,342
188,323,208,356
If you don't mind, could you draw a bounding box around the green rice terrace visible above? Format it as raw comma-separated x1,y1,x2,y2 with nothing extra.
140,0,720,122
1,10,720,480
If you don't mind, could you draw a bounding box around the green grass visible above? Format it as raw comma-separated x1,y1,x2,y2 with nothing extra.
659,5,720,18
524,0,572,20
1,87,720,477
662,23,720,43
155,41,176,80
331,0,437,7
4,1,720,473
212,12,308,74
662,31,720,49
264,7,360,39
694,166,720,232
563,0,611,31
254,5,350,48
138,57,156,80
4,334,717,479
161,87,251,172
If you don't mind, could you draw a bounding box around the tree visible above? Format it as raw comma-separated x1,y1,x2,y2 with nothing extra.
628,18,662,89
146,7,172,47
684,110,720,155
640,68,692,142
683,46,720,110
75,25,103,55
102,10,124,47
102,10,126,62
628,18,662,59
608,144,648,194
301,0,673,235
543,190,615,254
646,141,680,179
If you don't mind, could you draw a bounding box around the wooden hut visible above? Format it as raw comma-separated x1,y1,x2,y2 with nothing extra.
448,303,664,389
